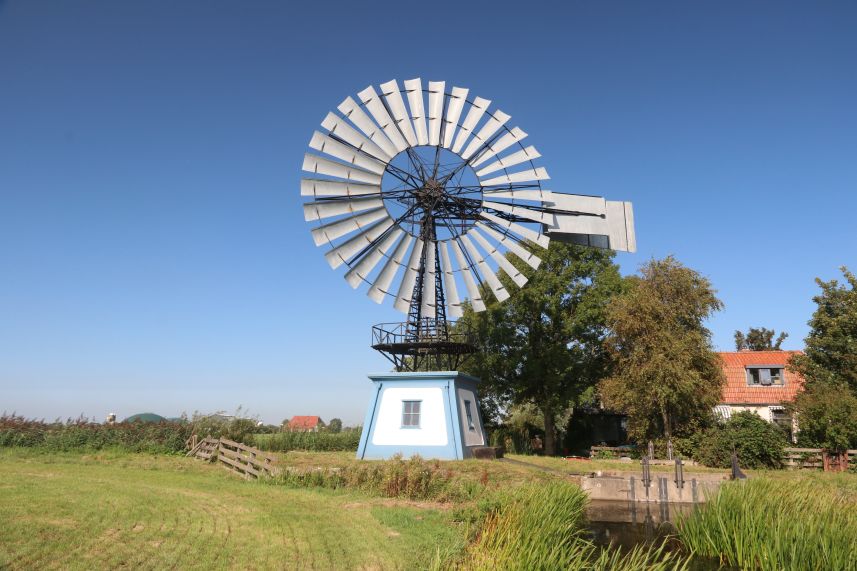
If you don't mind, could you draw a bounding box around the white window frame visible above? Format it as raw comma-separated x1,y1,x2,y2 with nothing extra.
401,400,421,429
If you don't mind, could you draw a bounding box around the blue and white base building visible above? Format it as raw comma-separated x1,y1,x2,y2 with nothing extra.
356,371,487,460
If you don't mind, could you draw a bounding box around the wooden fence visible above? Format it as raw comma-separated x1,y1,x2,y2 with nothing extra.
187,436,279,479
589,445,855,471
589,446,629,459
783,447,856,471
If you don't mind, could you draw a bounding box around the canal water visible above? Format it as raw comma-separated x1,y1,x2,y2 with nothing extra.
585,500,728,570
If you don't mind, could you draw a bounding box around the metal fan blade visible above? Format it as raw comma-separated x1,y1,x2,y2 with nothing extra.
479,211,550,249
481,167,550,186
358,86,408,153
310,207,387,246
469,227,528,288
404,78,429,146
460,111,511,160
442,86,468,149
324,217,394,269
476,222,542,270
380,80,418,148
469,127,527,167
421,242,437,319
482,189,554,201
321,113,392,162
368,233,413,303
302,154,382,185
394,239,425,313
427,81,445,146
452,96,490,153
337,97,398,159
607,201,636,253
459,234,510,302
303,196,385,221
345,228,404,288
475,146,541,177
483,200,552,224
301,178,381,198
438,241,463,318
449,239,486,312
309,131,386,175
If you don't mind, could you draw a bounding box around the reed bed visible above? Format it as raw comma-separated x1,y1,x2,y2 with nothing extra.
264,454,472,501
253,430,361,452
677,477,857,571
0,414,191,453
452,481,689,571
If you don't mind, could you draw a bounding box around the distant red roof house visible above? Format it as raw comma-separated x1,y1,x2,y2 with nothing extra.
287,416,323,432
716,351,805,439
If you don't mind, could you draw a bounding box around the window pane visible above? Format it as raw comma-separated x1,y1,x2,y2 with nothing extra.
402,401,421,427
749,369,760,385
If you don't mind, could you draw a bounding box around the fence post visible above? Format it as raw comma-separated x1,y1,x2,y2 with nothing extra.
648,440,655,460
730,451,747,480
641,456,651,488
674,457,684,489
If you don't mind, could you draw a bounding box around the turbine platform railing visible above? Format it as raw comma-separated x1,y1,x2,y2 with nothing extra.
371,318,476,372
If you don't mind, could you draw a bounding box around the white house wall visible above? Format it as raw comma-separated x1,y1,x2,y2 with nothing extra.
370,387,449,446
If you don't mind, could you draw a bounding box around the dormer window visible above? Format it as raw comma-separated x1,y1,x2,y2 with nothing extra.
746,367,784,386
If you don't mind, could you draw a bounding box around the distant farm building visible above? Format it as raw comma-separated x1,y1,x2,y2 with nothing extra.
287,416,323,432
715,350,805,439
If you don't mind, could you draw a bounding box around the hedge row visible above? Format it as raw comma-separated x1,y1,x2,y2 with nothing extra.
0,415,193,454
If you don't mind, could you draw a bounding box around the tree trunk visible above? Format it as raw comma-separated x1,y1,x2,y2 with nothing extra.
543,404,556,456
662,408,672,442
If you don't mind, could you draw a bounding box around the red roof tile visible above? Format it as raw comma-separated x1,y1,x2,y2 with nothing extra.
288,415,322,430
718,351,805,405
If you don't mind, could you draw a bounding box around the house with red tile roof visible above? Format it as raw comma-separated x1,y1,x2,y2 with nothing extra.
287,415,323,432
716,351,805,440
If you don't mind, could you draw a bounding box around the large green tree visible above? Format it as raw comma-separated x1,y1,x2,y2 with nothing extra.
789,267,857,450
734,327,788,351
599,256,724,442
460,242,624,456
789,267,857,392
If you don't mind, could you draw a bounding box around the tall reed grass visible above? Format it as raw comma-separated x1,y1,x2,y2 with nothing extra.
452,481,689,571
253,430,361,452
264,454,470,501
0,414,192,453
677,477,857,570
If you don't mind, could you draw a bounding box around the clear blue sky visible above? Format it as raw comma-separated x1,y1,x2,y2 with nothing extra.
1,1,855,424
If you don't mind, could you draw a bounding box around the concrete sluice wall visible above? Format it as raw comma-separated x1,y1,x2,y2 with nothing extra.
580,473,727,504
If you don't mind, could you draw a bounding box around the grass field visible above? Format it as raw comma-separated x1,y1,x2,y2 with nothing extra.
0,450,464,570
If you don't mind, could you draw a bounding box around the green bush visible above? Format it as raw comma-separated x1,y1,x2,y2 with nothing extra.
253,430,361,452
791,382,857,452
694,411,786,469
